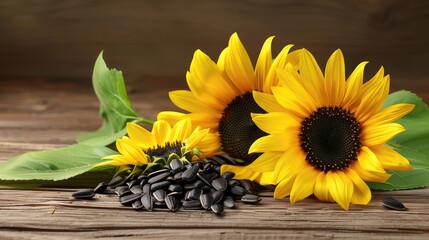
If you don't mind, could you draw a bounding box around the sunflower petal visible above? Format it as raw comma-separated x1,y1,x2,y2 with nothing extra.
272,86,314,118
362,123,405,146
255,36,274,91
224,33,255,93
169,118,193,143
274,146,307,182
363,103,414,128
257,171,276,185
341,61,367,110
355,75,390,122
326,171,353,210
263,44,294,93
314,172,334,202
357,146,386,173
299,49,326,105
157,111,187,126
251,112,301,135
247,151,283,172
169,90,218,114
186,128,210,150
274,178,295,199
351,161,391,183
249,134,291,153
370,145,412,170
217,47,228,71
345,168,371,205
220,164,257,180
151,120,172,146
253,91,286,112
290,167,319,204
126,122,157,149
324,49,346,106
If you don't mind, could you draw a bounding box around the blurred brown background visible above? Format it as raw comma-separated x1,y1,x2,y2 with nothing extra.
1,0,428,86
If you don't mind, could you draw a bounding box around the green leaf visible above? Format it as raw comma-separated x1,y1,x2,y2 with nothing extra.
76,52,153,146
0,144,117,182
368,90,429,190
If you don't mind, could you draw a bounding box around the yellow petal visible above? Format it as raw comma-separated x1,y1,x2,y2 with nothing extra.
257,171,276,185
351,161,391,183
345,168,371,205
370,145,412,170
299,49,326,105
363,103,414,128
341,61,367,110
186,70,224,111
290,167,319,204
189,50,237,106
355,75,390,122
116,137,147,165
157,111,187,126
169,90,218,114
224,33,255,93
263,44,294,93
126,122,156,149
251,112,301,135
272,86,314,118
249,134,292,153
220,164,256,180
357,146,386,173
274,178,295,199
255,36,274,91
151,120,172,146
169,118,192,143
362,66,385,93
186,128,210,150
285,49,302,68
326,171,353,210
314,172,334,202
187,112,221,132
194,132,221,155
362,123,405,146
324,49,346,106
217,47,228,71
247,151,283,172
253,91,286,112
274,146,307,182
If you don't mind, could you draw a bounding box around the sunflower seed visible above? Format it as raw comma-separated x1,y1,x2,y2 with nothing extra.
186,188,202,200
137,174,147,181
230,186,246,196
214,166,221,174
212,177,228,192
206,172,219,181
148,172,171,184
168,184,183,192
142,183,151,194
208,156,227,165
182,200,203,210
200,193,214,210
153,189,166,202
223,196,235,208
141,193,153,211
184,180,204,190
139,178,148,188
173,171,184,180
197,171,212,186
228,179,239,187
203,163,213,172
147,168,170,177
108,176,125,188
127,179,138,188
132,200,143,209
72,188,95,199
182,164,199,181
115,186,131,197
221,171,235,180
211,190,224,204
211,204,224,215
382,197,408,211
130,185,143,194
170,159,184,171
241,194,262,204
165,195,180,212
120,193,143,205
150,180,170,191
94,182,108,194
241,180,255,193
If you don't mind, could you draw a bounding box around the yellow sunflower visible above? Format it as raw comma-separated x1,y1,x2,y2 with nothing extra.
246,49,414,210
96,118,217,174
157,32,300,181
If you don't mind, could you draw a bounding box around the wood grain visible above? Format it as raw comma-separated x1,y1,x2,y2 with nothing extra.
1,0,429,84
0,77,428,239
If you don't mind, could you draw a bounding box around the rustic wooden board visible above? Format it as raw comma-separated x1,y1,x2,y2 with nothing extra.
0,78,428,239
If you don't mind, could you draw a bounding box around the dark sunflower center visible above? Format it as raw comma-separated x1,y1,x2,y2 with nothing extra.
145,141,183,160
299,106,361,171
218,92,267,165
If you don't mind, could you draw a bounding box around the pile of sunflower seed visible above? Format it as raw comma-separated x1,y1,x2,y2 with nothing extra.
72,156,262,215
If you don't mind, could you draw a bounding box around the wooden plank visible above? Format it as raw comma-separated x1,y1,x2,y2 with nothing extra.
0,0,428,82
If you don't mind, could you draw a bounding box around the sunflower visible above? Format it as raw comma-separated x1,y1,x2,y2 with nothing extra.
96,118,217,174
246,49,414,210
157,33,300,180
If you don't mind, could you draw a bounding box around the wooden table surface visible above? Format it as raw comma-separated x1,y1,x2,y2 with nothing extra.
1,78,428,239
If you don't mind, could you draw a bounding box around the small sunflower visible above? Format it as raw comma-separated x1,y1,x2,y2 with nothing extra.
157,33,300,180
96,118,217,174
246,49,414,210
